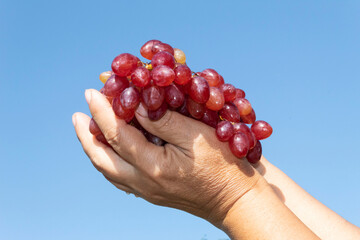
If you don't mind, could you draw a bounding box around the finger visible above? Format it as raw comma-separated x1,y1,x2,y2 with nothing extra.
85,89,163,166
135,103,213,150
72,112,136,184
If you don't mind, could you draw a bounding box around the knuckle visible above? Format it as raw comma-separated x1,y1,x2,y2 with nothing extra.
104,126,120,145
149,166,164,180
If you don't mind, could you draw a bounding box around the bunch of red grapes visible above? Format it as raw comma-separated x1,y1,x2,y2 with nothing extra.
89,40,273,164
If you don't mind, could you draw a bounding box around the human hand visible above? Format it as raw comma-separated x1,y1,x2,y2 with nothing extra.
73,89,264,228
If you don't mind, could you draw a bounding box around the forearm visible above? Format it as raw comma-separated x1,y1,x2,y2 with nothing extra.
221,177,319,240
255,156,360,240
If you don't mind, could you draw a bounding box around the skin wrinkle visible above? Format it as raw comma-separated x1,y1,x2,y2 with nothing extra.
207,166,257,225
174,143,193,159
103,126,122,147
141,143,227,217
163,147,188,181
201,174,231,222
184,134,259,224
220,176,264,229
142,177,200,211
188,131,261,225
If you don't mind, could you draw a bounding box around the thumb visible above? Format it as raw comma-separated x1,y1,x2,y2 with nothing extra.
135,103,212,149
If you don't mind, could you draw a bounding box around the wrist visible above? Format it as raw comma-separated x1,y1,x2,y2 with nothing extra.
204,163,265,228
219,176,319,239
219,176,269,236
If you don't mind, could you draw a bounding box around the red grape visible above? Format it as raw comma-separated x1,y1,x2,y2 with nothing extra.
215,121,234,142
246,140,262,164
103,75,129,97
229,132,250,158
89,118,101,135
95,133,110,146
130,118,144,131
144,131,165,146
152,42,174,55
120,87,140,110
140,40,161,60
177,99,190,117
235,88,245,98
200,69,220,87
151,51,176,69
233,123,256,149
174,83,186,94
241,109,256,124
136,58,143,67
251,120,273,140
233,98,252,116
220,84,236,102
142,85,165,110
174,65,192,85
99,87,114,103
165,84,185,108
201,109,219,128
219,103,241,123
151,65,175,86
131,67,151,87
217,75,225,87
112,96,135,122
205,87,225,111
186,97,205,119
188,76,210,104
131,117,166,146
148,102,168,121
111,53,139,77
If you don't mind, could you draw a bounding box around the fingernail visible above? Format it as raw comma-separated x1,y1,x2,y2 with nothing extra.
72,114,77,127
85,89,92,104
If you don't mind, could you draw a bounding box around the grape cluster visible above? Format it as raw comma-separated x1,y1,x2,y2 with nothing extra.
89,40,273,164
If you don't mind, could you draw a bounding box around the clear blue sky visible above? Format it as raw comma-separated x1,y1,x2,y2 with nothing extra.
1,1,359,239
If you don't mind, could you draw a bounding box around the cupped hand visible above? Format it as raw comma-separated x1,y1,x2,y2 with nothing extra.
73,89,263,228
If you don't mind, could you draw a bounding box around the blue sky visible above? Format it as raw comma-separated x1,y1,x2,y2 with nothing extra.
0,1,359,239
